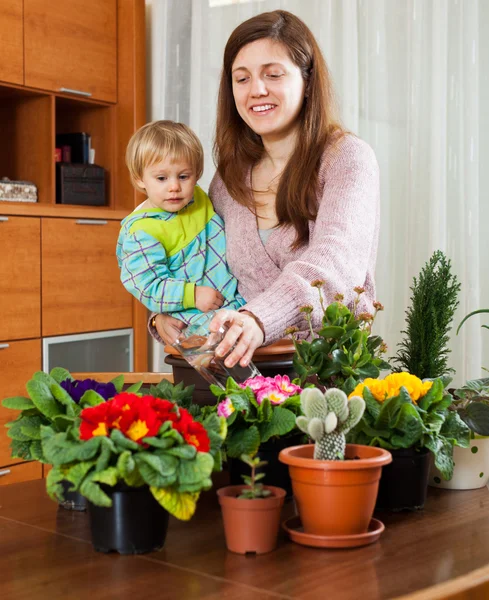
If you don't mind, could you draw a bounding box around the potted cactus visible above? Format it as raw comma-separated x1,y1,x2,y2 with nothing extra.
217,455,286,554
279,387,392,539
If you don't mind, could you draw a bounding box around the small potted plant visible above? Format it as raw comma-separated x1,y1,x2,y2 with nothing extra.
430,378,489,489
287,283,390,395
211,375,304,494
217,454,286,554
279,387,392,543
347,373,471,510
392,250,461,379
1,368,138,511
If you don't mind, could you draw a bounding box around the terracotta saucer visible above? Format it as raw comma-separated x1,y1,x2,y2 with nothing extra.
282,516,385,549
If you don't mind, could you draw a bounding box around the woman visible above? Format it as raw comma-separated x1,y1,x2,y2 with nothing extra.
151,10,379,369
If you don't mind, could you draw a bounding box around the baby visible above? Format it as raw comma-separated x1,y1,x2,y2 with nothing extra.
116,120,244,325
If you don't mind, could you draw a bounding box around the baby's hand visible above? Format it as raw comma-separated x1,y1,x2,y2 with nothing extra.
195,286,225,312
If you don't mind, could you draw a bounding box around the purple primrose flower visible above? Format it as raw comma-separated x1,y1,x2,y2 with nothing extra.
60,378,117,403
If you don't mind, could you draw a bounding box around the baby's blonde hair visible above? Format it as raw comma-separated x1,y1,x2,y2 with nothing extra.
126,120,204,192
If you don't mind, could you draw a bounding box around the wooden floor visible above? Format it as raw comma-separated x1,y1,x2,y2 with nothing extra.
2,478,489,599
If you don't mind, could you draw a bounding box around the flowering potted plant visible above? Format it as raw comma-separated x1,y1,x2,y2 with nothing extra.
217,454,286,554
429,378,489,490
40,380,225,553
211,375,304,494
347,373,470,510
1,368,133,510
279,387,392,548
287,283,390,395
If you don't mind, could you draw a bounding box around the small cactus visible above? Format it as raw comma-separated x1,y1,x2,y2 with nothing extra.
296,388,365,460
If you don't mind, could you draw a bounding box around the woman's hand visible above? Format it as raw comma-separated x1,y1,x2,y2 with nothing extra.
154,314,186,345
210,309,264,368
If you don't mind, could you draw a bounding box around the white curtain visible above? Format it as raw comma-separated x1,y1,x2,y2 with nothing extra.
147,0,489,385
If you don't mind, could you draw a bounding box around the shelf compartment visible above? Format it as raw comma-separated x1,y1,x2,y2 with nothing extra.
55,97,115,208
0,87,54,205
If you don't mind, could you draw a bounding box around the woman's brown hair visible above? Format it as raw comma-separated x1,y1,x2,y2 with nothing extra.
214,10,344,249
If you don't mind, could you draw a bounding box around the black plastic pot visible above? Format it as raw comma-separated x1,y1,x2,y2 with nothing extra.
165,354,296,406
375,447,432,511
227,434,305,498
58,480,87,511
88,484,170,554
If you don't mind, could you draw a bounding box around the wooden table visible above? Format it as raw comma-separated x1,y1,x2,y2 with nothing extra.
2,479,489,600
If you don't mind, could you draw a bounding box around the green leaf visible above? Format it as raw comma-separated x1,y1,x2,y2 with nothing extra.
10,439,32,460
375,395,402,430
441,411,470,447
46,466,69,502
7,421,32,442
134,453,178,487
26,380,63,420
363,387,382,421
390,403,424,448
419,378,444,410
142,436,175,450
177,452,214,485
79,390,106,408
116,451,135,477
50,383,77,407
111,375,125,393
258,407,296,443
425,435,454,480
164,444,197,460
79,475,112,507
317,326,344,339
226,426,261,459
125,381,143,393
91,467,119,486
51,415,75,432
29,440,44,461
257,397,272,423
64,461,95,489
342,376,357,396
357,363,380,379
32,371,59,388
110,428,140,451
50,367,73,384
150,487,199,521
2,396,35,410
95,437,115,472
20,415,46,440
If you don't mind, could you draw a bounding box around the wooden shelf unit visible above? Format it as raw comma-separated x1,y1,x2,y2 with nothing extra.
0,0,148,481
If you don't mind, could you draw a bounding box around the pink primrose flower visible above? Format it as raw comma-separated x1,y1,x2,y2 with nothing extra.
217,398,235,418
273,375,302,396
256,383,289,406
239,375,270,392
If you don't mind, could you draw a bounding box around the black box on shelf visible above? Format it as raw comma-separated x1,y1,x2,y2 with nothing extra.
56,163,106,206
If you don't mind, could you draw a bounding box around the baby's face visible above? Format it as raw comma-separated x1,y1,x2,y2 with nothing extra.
137,157,197,213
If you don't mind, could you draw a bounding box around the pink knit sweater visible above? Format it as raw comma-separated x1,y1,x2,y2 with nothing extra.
208,134,380,344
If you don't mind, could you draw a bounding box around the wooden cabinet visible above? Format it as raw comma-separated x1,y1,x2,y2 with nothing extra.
24,0,117,103
0,0,23,85
0,2,147,486
0,216,41,341
0,340,42,468
41,218,132,336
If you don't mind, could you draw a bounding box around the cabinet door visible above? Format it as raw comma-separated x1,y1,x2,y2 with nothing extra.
0,0,23,85
0,340,42,468
24,0,117,103
0,216,41,341
41,218,132,336
0,462,43,486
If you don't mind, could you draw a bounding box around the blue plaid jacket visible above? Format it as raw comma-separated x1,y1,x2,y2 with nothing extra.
116,186,244,325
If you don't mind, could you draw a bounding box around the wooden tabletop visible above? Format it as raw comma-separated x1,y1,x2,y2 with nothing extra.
1,478,489,600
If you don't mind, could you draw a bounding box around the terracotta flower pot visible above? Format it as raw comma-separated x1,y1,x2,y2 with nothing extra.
217,485,286,554
279,444,392,536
